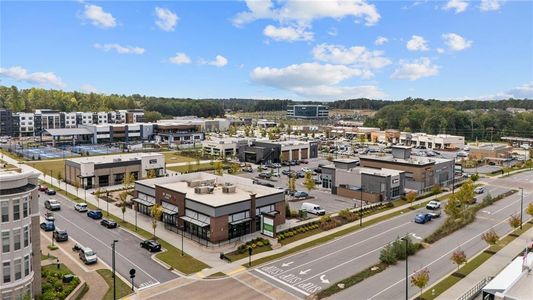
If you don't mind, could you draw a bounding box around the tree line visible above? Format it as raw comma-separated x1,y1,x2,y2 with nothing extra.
363,102,533,140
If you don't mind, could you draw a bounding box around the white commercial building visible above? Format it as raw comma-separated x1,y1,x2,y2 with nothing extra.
400,132,465,150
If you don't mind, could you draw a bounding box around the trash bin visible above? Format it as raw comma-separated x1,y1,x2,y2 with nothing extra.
63,274,74,283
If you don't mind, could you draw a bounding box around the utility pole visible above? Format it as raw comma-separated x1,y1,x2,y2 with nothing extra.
112,240,118,300
519,187,524,230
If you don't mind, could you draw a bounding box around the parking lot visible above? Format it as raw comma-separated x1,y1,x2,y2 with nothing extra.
235,158,360,214
39,191,178,289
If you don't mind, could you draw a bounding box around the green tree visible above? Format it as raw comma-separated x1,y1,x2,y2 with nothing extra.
411,268,430,297
150,204,163,239
146,169,157,179
288,176,296,194
527,203,533,218
303,171,316,194
231,163,240,174
119,191,128,222
214,161,223,175
228,125,237,136
405,191,417,207
123,172,136,189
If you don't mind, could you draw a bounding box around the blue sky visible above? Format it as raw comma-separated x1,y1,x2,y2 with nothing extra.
1,0,532,101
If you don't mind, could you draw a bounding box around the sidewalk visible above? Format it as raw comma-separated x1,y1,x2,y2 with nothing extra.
40,231,108,300
436,226,533,300
5,155,451,277
166,159,217,168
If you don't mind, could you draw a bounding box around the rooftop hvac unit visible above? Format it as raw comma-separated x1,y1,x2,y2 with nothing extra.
222,185,236,193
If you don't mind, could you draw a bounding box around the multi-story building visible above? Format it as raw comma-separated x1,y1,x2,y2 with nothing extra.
0,109,14,137
359,146,454,192
154,119,205,145
0,169,41,299
15,113,35,137
60,112,77,128
287,105,329,119
65,152,165,189
321,159,405,202
237,139,319,164
76,112,94,126
132,172,285,243
202,137,244,158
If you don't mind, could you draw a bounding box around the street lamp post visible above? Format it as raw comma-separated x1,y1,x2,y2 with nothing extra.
401,234,409,300
112,240,118,300
181,224,184,256
359,186,364,227
106,190,110,217
519,187,524,230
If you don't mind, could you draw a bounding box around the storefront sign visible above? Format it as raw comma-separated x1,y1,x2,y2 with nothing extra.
262,216,274,237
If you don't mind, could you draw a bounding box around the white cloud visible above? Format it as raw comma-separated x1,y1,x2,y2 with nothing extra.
443,0,468,13
169,53,191,65
202,55,228,67
80,84,99,93
442,33,472,51
93,43,145,55
155,7,178,32
436,48,445,54
374,36,388,46
480,0,503,11
0,66,65,88
233,0,381,27
250,62,384,99
391,57,439,81
406,35,429,51
505,82,533,98
263,25,313,42
83,4,116,28
312,44,391,70
327,27,338,36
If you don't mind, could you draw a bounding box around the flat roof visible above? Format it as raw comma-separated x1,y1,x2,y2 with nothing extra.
155,173,282,207
360,154,452,166
483,253,533,295
333,158,359,164
67,152,162,164
46,128,93,136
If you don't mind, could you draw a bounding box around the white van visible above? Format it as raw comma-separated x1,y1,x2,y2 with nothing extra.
301,203,326,215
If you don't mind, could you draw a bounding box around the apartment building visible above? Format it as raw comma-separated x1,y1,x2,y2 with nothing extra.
133,173,285,243
0,169,41,299
287,105,329,119
65,152,165,189
321,160,405,202
359,146,454,192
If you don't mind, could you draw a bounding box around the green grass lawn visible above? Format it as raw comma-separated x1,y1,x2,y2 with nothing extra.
206,272,227,279
96,269,132,300
41,264,81,300
30,159,66,179
167,162,215,173
44,181,210,275
161,151,195,164
226,246,273,262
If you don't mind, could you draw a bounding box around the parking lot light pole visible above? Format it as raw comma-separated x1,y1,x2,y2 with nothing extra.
112,240,118,300
180,225,184,256
359,186,364,227
519,187,524,230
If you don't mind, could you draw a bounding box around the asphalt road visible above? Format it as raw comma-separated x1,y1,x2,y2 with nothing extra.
251,183,516,299
38,191,178,289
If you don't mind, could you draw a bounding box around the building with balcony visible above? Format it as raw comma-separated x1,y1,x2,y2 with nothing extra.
0,169,41,299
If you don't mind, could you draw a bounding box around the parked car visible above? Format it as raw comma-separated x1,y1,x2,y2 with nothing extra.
38,184,48,192
300,160,309,164
296,171,305,178
44,212,55,222
414,213,432,224
258,173,271,179
140,240,161,252
53,230,69,242
74,203,88,212
426,201,441,210
79,247,97,264
242,167,253,173
44,199,61,211
313,167,322,174
40,221,55,231
300,202,326,215
46,189,56,195
474,187,485,194
87,210,103,220
282,170,291,176
293,191,309,198
427,210,441,218
100,219,117,229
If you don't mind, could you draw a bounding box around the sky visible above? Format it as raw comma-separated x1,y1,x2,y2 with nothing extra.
1,0,532,101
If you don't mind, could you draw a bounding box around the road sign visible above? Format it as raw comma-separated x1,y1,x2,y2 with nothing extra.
129,268,136,278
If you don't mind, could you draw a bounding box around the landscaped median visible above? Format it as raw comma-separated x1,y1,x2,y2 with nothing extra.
96,269,133,300
43,181,209,275
420,220,533,300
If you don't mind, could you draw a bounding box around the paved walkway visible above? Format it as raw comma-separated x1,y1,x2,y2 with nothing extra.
436,225,533,300
40,231,108,300
5,155,453,278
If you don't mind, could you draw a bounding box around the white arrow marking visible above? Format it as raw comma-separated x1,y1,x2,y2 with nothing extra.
482,210,491,214
299,269,311,275
282,262,294,267
320,275,330,284
411,233,422,240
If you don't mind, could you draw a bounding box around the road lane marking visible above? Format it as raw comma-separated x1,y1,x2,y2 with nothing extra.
299,269,311,275
53,211,160,285
319,275,329,284
273,221,412,275
367,216,516,299
255,268,310,296
281,262,293,267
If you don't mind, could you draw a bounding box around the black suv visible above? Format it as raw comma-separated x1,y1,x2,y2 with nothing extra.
100,219,117,229
53,230,68,242
140,240,161,252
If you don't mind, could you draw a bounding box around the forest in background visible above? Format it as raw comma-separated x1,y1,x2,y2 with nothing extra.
0,85,531,139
